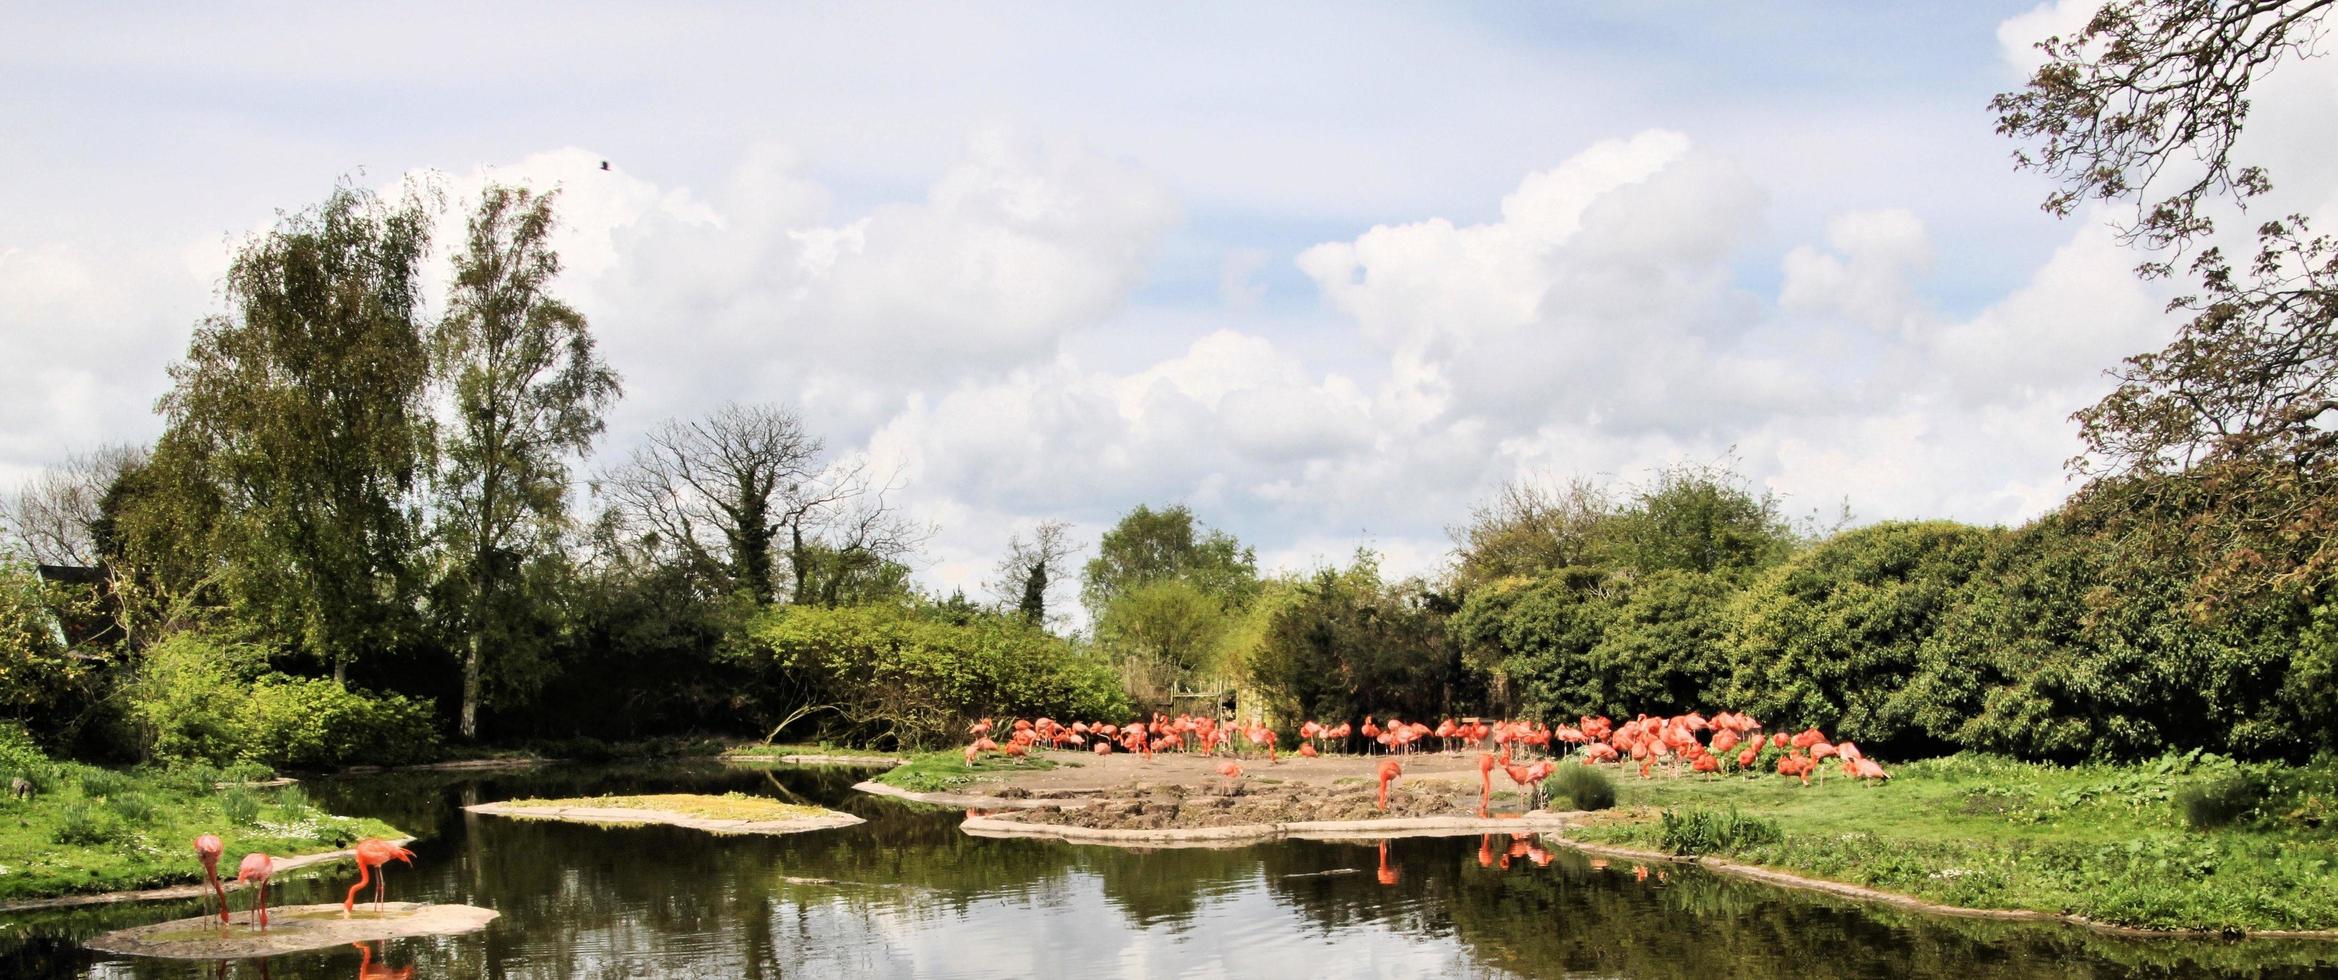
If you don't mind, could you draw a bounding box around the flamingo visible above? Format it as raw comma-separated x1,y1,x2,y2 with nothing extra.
343,838,415,914
193,834,228,927
1376,759,1403,811
1218,760,1243,794
1376,839,1399,885
236,852,274,930
1476,753,1498,817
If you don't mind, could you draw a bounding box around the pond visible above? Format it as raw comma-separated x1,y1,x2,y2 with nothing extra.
3,763,2334,978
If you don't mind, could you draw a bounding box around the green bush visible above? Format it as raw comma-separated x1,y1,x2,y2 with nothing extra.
219,787,261,825
1550,762,1616,810
1724,521,1998,751
0,721,60,792
52,801,126,846
124,630,268,764
235,675,441,769
104,791,159,823
1659,806,1782,855
742,604,1129,748
2175,773,2270,830
76,768,130,799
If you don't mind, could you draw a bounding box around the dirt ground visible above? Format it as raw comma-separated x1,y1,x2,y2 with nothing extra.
954,749,1560,830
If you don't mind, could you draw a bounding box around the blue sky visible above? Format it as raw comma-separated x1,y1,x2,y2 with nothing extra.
8,2,2336,601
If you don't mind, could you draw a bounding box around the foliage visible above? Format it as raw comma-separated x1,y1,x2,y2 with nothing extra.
1582,570,1736,719
125,629,440,768
1724,521,1999,751
158,181,436,681
0,560,109,741
1447,479,1615,587
235,674,441,769
1606,461,1798,577
1448,566,1619,721
432,184,621,739
1658,806,1782,855
873,748,1061,793
2175,772,2270,831
1081,504,1259,616
1576,752,2338,932
740,602,1128,749
1094,578,1232,683
1550,762,1616,811
0,736,402,901
1246,553,1481,727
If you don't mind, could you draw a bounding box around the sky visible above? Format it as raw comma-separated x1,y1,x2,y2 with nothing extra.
7,2,2338,602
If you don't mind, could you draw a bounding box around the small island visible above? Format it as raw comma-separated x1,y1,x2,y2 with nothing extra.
463,793,864,836
85,902,499,960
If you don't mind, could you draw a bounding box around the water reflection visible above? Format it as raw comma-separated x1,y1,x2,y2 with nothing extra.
0,761,2330,978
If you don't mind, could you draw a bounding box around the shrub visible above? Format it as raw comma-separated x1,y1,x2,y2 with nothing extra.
0,721,60,792
124,631,267,764
219,788,261,825
77,768,130,799
1724,521,1998,752
1659,806,1782,855
52,802,125,845
1550,762,1616,810
235,675,441,770
104,791,159,823
741,604,1130,748
2175,772,2270,830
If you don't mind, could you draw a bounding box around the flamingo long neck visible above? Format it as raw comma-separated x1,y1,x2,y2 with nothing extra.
206,869,228,923
345,859,374,911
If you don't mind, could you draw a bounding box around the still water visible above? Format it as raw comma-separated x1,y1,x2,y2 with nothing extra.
1,762,2333,978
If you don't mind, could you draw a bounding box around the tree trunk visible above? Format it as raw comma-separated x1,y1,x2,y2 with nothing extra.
460,628,481,740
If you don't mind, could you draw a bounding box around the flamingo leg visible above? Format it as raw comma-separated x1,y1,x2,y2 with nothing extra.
345,859,373,913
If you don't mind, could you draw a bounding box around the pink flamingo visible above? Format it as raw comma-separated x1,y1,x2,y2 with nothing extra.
237,852,274,930
343,838,415,914
193,834,228,926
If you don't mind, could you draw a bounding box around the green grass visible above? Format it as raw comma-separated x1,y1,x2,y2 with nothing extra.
873,749,1060,793
0,761,404,902
1567,752,2338,933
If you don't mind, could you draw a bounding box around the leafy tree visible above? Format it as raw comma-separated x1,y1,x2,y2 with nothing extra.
1448,566,1621,721
1607,460,1797,577
1723,521,1999,751
1582,569,1736,718
1094,578,1230,688
1998,0,2338,605
1081,504,1257,616
157,182,436,681
1249,553,1482,726
1447,478,1615,587
432,184,621,739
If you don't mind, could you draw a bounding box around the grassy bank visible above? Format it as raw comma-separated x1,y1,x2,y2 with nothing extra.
0,756,404,903
1567,752,2338,933
873,750,1061,793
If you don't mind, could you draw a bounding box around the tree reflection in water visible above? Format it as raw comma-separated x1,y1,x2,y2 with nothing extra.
2,762,2333,978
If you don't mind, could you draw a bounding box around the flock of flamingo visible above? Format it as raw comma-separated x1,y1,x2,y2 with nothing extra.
187,833,415,932
961,709,1891,813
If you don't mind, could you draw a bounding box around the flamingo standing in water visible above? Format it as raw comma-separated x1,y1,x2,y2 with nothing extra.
344,838,415,914
1376,759,1403,811
237,852,274,930
193,834,228,927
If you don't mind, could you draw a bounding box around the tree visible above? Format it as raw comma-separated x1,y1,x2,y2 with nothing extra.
1249,553,1483,725
1093,578,1230,687
601,403,925,605
158,182,435,681
988,520,1077,627
432,185,621,739
3,444,145,567
1997,1,2338,604
1447,478,1615,587
1080,504,1257,616
1606,460,1797,577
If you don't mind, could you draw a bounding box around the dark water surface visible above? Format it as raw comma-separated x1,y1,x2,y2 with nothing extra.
2,762,2334,978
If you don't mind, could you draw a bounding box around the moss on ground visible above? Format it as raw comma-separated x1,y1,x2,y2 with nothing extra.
493,792,833,823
